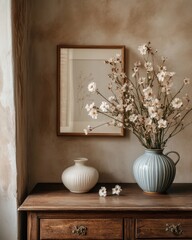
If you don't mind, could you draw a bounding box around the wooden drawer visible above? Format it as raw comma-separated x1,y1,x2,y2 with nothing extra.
40,218,123,239
136,219,192,239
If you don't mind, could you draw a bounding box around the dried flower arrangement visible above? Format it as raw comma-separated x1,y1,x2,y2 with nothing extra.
84,42,192,149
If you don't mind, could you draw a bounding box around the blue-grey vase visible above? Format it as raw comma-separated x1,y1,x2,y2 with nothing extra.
133,149,180,193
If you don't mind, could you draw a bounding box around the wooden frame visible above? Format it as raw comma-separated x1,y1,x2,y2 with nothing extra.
57,45,125,136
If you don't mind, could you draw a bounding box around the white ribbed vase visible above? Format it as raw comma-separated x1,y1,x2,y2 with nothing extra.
133,149,180,193
61,158,99,193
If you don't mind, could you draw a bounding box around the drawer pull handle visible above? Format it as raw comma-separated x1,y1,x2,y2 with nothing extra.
165,223,183,235
72,225,87,236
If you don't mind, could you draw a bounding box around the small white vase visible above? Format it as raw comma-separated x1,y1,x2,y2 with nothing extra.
61,158,99,193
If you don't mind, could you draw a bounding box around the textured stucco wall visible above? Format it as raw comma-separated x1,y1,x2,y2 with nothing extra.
28,0,192,190
0,0,17,239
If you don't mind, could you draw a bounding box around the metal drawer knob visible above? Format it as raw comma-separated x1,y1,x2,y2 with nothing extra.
72,225,87,236
165,223,183,235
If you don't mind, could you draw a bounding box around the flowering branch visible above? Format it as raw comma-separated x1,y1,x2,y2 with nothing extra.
84,43,192,149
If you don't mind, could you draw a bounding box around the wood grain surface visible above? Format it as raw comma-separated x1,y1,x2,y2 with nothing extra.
19,183,192,212
40,218,123,239
136,218,192,238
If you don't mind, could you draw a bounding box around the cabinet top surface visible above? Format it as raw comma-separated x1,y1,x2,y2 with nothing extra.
18,183,192,212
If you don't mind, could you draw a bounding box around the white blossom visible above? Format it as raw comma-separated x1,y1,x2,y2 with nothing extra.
83,128,88,135
83,125,93,135
166,88,171,95
112,73,118,81
167,72,176,77
143,100,151,108
129,114,138,122
99,187,107,197
100,101,109,112
138,44,147,55
117,122,123,127
88,82,97,93
158,119,167,128
108,96,116,102
148,106,158,119
152,98,161,108
143,86,153,100
88,108,98,119
85,102,95,112
145,117,152,126
112,185,122,195
157,71,166,82
144,61,153,72
171,98,183,109
125,103,133,112
184,77,190,85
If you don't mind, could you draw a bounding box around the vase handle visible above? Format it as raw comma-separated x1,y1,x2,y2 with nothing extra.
165,151,180,165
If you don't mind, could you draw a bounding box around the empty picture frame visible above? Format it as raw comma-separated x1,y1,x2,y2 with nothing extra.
57,45,125,136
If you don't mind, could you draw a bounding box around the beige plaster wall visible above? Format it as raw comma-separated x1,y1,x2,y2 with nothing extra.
0,0,17,239
28,0,192,190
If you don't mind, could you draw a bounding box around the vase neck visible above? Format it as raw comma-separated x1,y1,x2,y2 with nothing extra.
74,158,88,166
145,149,163,154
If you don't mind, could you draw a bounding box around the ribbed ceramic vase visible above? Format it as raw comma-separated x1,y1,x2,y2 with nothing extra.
62,158,99,193
133,149,180,193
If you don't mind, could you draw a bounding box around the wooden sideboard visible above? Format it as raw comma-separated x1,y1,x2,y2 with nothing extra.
19,183,192,240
